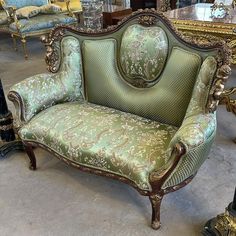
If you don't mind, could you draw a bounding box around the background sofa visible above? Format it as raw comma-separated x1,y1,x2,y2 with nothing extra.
0,0,80,58
0,2,9,33
8,10,231,229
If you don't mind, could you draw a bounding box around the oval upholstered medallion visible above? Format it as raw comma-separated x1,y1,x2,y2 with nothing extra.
120,24,168,87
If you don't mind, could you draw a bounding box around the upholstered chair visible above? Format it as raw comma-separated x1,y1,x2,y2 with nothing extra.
8,10,232,229
1,0,78,58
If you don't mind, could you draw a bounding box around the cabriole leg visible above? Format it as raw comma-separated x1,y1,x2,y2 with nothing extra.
149,194,163,230
21,37,28,59
24,144,36,170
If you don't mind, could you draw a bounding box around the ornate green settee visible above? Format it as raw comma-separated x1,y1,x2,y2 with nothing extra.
0,0,78,58
8,10,231,229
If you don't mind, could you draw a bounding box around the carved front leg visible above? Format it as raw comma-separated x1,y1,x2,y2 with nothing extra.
149,194,163,230
23,143,37,170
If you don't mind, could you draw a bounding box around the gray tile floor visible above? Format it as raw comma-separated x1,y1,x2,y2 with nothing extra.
0,33,235,236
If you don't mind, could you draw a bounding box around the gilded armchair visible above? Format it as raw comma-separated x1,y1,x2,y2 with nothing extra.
8,10,232,229
1,0,79,59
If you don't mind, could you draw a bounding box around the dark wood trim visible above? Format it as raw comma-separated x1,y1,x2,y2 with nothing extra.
23,143,36,170
22,140,196,229
149,142,186,193
22,140,196,196
23,140,150,196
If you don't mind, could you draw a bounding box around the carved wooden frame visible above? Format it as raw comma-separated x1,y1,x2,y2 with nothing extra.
42,9,232,112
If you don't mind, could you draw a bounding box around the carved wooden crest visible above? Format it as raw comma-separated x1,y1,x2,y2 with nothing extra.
138,15,158,26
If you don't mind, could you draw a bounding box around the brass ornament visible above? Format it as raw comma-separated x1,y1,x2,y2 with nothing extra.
203,189,236,236
208,64,232,112
41,28,66,73
215,210,236,236
219,87,236,115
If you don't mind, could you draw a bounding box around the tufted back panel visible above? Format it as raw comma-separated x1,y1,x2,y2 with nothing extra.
3,0,48,9
82,31,202,127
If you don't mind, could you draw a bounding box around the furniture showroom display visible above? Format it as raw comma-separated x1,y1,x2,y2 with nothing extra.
7,9,233,229
0,0,81,59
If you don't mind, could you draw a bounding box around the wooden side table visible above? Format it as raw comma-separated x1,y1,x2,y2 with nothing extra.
103,4,132,27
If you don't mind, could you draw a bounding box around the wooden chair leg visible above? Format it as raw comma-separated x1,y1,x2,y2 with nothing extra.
21,37,28,59
149,194,163,230
24,144,36,170
11,34,17,51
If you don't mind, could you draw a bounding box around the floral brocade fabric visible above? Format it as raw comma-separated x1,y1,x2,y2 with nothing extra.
120,24,168,82
19,102,178,191
10,36,83,124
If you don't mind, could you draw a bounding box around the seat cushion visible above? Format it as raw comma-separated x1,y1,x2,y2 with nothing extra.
9,13,76,33
19,102,178,191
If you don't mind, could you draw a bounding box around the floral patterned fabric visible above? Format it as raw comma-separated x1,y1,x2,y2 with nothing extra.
9,13,76,33
19,101,178,191
169,113,216,152
10,36,83,124
120,24,168,82
3,0,48,9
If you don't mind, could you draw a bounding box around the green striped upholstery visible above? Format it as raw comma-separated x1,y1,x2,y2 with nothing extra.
83,39,201,127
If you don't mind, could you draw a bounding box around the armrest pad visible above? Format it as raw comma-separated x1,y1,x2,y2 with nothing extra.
8,72,82,124
161,112,216,189
8,36,83,125
169,113,216,152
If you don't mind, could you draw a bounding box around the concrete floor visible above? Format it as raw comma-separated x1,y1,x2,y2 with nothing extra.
0,33,235,236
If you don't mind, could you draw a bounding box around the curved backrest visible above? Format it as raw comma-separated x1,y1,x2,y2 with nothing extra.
46,11,228,127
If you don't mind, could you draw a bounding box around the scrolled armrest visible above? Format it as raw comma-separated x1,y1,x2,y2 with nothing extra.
8,37,83,127
159,112,217,189
169,112,216,153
